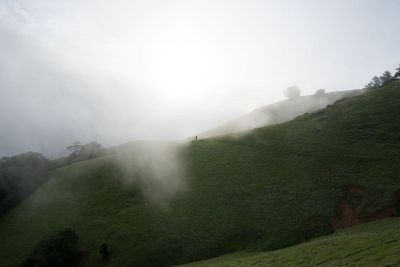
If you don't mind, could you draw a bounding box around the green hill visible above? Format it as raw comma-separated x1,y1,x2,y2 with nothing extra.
182,217,400,267
198,89,364,138
0,81,399,266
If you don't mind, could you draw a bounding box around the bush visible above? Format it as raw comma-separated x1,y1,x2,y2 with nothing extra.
21,228,81,267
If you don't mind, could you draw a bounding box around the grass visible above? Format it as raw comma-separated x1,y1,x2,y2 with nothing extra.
182,218,400,267
0,81,399,266
198,89,363,138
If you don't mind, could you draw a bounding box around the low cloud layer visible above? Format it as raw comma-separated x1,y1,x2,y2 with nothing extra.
0,22,251,158
1,0,399,158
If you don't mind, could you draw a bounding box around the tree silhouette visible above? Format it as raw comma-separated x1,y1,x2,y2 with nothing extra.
314,89,326,97
284,86,301,99
365,76,382,89
380,71,393,86
394,64,400,79
66,142,82,154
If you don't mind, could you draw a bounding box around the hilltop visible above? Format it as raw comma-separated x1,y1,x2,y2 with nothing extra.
0,81,399,266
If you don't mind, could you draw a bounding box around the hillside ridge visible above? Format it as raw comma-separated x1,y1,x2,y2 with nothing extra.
0,81,399,266
198,89,364,138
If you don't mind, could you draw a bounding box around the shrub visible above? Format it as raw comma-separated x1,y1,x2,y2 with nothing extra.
21,228,81,267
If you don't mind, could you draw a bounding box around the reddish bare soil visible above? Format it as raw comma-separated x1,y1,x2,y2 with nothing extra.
332,185,399,230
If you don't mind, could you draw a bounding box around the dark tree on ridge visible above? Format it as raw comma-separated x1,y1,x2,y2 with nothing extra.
394,64,400,80
380,71,393,86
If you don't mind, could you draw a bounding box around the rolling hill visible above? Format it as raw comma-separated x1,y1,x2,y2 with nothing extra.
0,81,399,266
198,89,364,138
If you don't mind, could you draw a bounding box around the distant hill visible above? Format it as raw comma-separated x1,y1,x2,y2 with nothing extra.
199,89,364,138
0,81,399,266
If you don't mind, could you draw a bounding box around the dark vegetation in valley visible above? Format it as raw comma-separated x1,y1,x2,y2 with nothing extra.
0,152,50,216
0,142,105,218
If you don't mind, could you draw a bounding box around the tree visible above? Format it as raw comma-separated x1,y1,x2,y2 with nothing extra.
365,76,381,89
314,89,326,97
372,76,382,87
67,141,82,155
67,141,105,164
380,71,393,86
80,142,104,159
364,82,373,89
394,64,400,80
284,85,301,99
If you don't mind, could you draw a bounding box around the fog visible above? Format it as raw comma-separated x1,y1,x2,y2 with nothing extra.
114,141,187,205
1,0,399,158
199,89,365,138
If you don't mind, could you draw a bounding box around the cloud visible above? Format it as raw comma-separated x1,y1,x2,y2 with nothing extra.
0,0,399,157
0,24,146,157
113,141,187,205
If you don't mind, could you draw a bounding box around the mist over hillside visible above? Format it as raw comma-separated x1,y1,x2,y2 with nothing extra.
1,1,400,267
1,81,399,266
199,89,364,138
1,0,399,158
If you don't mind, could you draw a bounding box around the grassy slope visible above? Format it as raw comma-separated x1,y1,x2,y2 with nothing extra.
0,82,399,266
198,89,363,138
183,218,400,267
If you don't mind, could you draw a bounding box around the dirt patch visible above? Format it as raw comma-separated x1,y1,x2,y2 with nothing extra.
332,185,367,230
332,186,400,230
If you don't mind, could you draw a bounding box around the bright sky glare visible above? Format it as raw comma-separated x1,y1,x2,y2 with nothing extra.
0,0,399,157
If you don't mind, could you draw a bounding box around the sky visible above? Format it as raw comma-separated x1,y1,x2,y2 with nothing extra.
0,0,399,158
